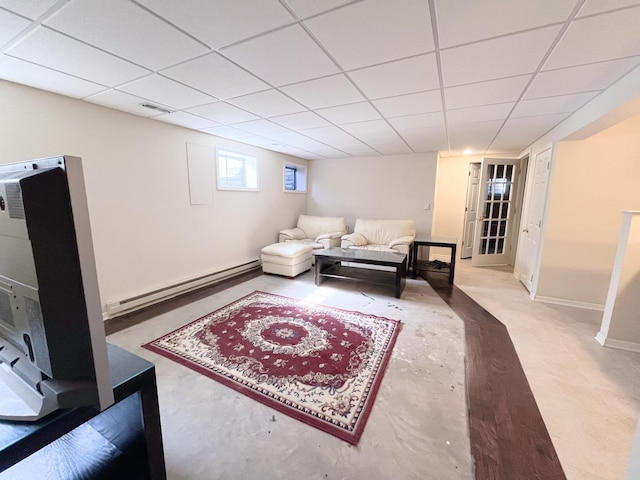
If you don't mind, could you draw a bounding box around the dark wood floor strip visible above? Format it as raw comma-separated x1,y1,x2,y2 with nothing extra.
422,272,566,480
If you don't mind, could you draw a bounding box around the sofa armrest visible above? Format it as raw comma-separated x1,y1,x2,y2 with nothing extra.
278,227,307,243
389,236,415,248
341,232,368,248
315,231,345,249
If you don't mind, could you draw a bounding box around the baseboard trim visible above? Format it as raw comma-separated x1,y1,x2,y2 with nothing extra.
594,334,640,353
103,260,261,319
533,295,605,311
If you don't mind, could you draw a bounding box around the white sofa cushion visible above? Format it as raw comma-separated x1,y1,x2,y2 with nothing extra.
297,215,347,240
342,219,416,255
278,215,347,250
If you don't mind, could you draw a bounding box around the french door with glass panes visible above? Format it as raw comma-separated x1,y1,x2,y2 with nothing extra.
471,158,519,266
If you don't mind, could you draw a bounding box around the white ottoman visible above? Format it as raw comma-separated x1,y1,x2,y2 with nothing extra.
261,243,313,278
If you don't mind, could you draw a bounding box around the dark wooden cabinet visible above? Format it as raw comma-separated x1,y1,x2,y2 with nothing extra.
0,344,166,479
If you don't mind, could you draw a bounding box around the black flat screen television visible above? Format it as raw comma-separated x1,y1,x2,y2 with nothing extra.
0,155,113,421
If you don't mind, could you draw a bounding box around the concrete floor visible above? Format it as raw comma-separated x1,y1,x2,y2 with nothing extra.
108,272,472,480
453,260,640,480
107,261,640,480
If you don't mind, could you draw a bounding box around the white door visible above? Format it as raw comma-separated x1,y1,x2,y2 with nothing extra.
472,158,519,267
519,149,551,291
461,163,481,259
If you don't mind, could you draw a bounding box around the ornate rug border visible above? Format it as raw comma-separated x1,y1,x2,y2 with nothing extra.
142,290,401,444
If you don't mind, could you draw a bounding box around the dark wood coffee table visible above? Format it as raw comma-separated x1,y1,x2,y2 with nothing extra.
314,248,407,298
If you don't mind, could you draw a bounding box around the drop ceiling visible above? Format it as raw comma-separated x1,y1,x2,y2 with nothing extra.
1,0,640,160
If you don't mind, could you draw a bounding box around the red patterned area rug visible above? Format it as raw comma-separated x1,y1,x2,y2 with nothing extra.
143,291,401,444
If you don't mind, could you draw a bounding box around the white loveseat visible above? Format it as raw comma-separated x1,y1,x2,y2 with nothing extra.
278,215,348,251
341,218,416,255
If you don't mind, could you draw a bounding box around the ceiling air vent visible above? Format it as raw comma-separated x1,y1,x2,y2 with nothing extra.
140,103,172,114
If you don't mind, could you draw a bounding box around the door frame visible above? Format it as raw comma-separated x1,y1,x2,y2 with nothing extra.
461,162,481,259
513,145,556,296
471,157,525,267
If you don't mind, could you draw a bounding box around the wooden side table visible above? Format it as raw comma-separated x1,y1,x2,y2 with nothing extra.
411,236,457,284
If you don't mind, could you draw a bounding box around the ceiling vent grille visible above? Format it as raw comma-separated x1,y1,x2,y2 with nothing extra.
140,103,172,114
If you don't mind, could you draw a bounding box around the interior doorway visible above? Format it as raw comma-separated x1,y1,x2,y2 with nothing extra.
517,149,550,292
461,162,481,259
462,156,528,268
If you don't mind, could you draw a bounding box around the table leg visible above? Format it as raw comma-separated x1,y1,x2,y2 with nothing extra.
449,244,456,284
314,258,323,286
395,260,406,298
411,243,418,279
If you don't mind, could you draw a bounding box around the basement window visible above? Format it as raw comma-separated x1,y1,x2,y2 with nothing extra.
283,161,307,193
217,149,258,191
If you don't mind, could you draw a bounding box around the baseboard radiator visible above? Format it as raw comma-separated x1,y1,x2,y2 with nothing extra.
104,259,261,318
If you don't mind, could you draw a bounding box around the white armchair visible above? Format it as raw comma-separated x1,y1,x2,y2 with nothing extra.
341,219,416,255
278,215,348,250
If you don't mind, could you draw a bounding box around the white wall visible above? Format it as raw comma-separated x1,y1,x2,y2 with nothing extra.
602,212,640,346
513,65,640,302
536,116,640,306
0,80,308,315
431,154,481,258
306,153,438,236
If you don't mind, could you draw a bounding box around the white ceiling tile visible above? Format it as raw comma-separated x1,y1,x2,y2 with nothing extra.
286,0,356,18
298,126,359,146
304,0,433,70
349,54,440,99
117,74,214,109
305,146,345,155
511,92,599,118
229,89,306,117
136,0,294,48
187,102,259,124
262,131,328,150
85,89,169,116
7,27,149,86
155,111,219,129
447,103,514,125
448,120,503,152
441,26,561,86
237,136,276,149
400,126,448,152
368,142,412,155
525,58,640,98
444,76,531,109
0,55,107,98
316,102,381,124
578,0,640,17
44,0,209,71
340,119,402,144
199,125,254,139
0,0,60,19
491,114,569,150
0,9,30,45
269,144,322,160
232,119,290,136
388,112,445,131
436,0,576,48
161,53,268,100
270,111,330,130
338,143,379,156
373,90,442,117
544,7,640,70
280,74,365,109
222,25,339,86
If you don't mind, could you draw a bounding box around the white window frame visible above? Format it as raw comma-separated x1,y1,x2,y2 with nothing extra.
283,161,307,193
216,149,258,191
